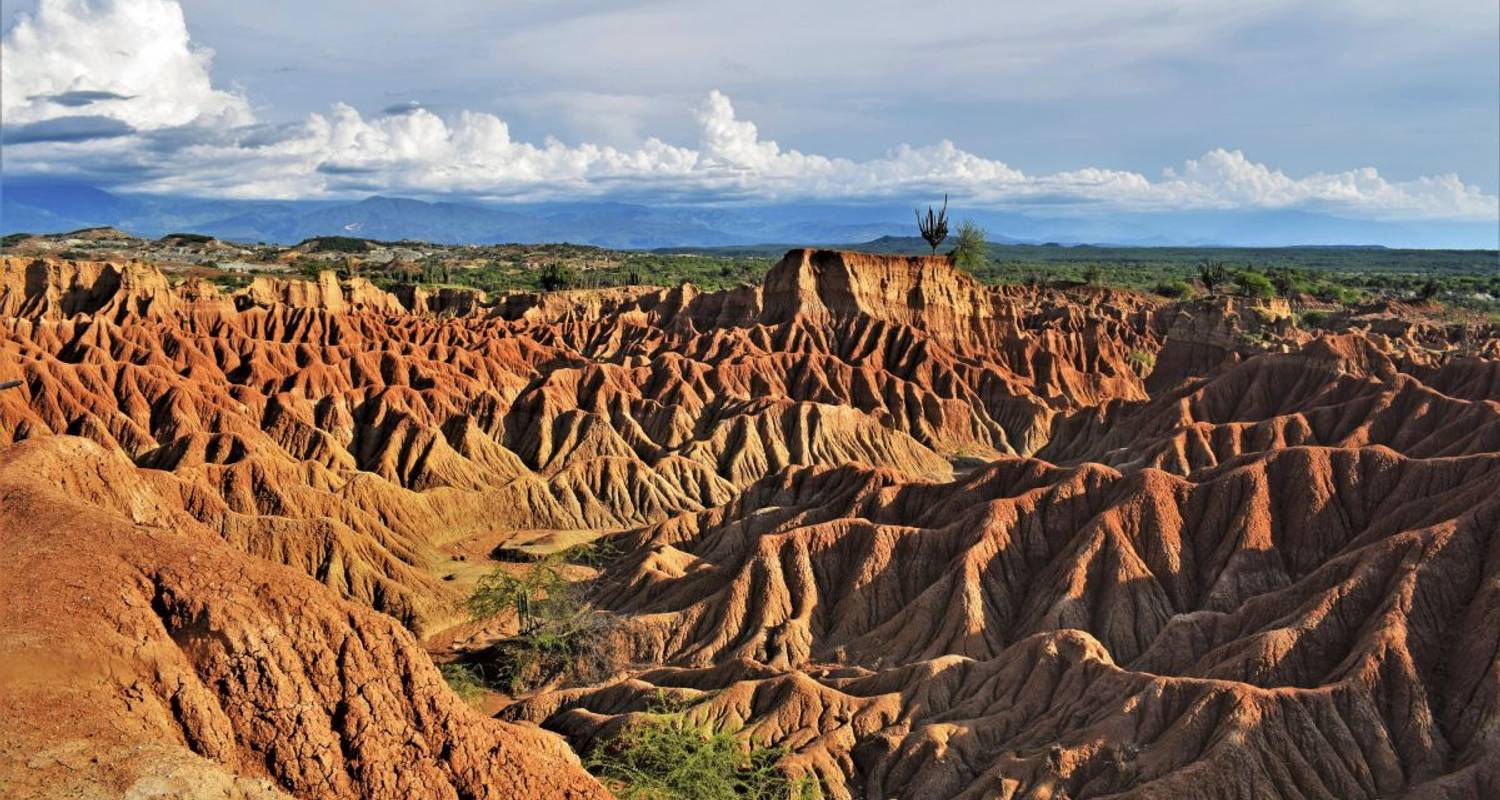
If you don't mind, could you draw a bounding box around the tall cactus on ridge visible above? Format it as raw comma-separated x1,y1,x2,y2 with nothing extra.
916,195,949,254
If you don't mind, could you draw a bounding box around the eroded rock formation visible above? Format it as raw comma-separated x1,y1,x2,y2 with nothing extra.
1,250,1496,799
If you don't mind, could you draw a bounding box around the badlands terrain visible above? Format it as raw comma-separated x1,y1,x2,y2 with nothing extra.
1,249,1497,799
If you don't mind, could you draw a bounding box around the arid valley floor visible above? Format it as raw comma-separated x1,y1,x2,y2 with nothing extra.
2,250,1498,799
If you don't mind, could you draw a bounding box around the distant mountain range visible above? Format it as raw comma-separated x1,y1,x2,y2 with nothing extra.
2,181,1495,249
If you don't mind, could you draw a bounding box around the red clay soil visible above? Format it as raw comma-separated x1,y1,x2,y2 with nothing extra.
1,251,1496,799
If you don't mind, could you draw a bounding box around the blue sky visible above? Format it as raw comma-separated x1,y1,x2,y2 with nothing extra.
2,0,1497,228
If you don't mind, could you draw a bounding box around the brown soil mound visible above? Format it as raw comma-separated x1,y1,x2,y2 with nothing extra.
2,250,1496,799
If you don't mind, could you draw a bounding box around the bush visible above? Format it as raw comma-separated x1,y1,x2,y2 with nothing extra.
481,612,619,694
560,539,622,567
1234,270,1277,300
587,703,819,800
1081,264,1102,286
950,220,988,273
1152,280,1194,299
466,557,572,632
1300,310,1332,328
1312,283,1359,305
208,272,251,290
466,556,622,693
440,662,489,705
1126,349,1156,376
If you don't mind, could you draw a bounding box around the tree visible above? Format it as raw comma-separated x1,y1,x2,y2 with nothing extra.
539,263,578,292
1082,263,1102,286
915,195,949,254
1234,270,1277,300
950,220,988,272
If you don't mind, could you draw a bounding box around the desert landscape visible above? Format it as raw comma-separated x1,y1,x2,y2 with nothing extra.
4,0,1498,797
1,247,1497,799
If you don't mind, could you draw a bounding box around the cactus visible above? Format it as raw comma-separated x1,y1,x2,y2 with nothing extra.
916,195,949,254
1197,260,1229,294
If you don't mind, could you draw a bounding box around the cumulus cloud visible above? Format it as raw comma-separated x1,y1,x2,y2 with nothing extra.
2,0,1496,222
1,0,251,129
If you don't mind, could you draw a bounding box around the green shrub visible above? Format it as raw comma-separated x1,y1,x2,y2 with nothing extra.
1081,264,1102,286
1300,310,1332,328
950,220,988,273
207,272,251,290
1126,349,1156,376
466,557,573,631
466,556,622,693
481,612,618,694
559,539,622,567
1152,280,1194,298
440,662,489,705
587,704,819,800
1311,283,1359,305
1234,270,1277,300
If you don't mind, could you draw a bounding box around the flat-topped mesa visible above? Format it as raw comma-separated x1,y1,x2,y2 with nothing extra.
760,248,1004,339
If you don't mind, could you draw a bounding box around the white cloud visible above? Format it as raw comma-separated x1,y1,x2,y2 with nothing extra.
1,0,251,130
1154,149,1498,218
2,0,1496,222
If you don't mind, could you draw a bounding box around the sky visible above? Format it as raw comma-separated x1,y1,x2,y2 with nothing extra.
1,0,1497,228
